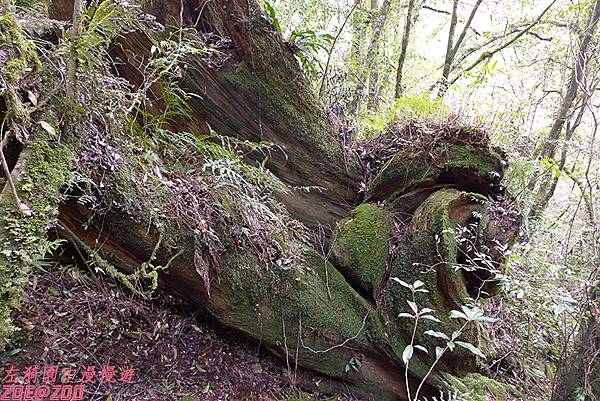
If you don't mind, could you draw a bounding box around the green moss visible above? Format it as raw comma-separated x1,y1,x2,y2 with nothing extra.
203,243,445,400
0,118,76,349
0,13,42,133
212,246,375,375
440,144,503,176
458,373,522,401
367,143,504,204
0,13,40,82
367,148,437,202
332,204,391,295
0,11,47,348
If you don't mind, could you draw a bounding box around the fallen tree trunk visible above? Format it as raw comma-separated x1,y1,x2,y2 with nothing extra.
1,1,522,399
50,0,360,230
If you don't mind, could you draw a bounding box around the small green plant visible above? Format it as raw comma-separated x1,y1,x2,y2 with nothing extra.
357,96,447,139
263,0,333,81
345,355,362,373
465,59,498,88
289,29,334,81
393,278,497,401
394,96,446,118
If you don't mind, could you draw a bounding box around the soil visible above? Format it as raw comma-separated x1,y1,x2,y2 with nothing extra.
0,262,351,401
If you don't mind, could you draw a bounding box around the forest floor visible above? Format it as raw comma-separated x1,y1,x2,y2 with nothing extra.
0,261,351,401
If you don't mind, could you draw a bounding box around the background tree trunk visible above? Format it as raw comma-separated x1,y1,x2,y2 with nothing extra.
394,0,422,98
538,0,600,160
551,282,599,401
350,0,391,111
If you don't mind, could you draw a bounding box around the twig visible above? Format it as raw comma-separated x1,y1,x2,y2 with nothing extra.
300,310,370,354
0,120,31,215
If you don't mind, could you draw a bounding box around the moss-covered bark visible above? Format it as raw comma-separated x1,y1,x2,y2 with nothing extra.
0,8,76,349
0,120,76,348
332,204,391,297
381,190,482,374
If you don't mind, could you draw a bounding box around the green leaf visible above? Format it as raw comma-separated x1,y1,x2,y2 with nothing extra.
391,277,411,289
402,345,414,364
421,315,442,323
414,345,428,354
435,346,444,359
455,341,486,359
398,312,414,319
263,0,281,33
413,280,425,289
449,310,468,320
447,341,455,351
424,330,449,340
407,300,418,314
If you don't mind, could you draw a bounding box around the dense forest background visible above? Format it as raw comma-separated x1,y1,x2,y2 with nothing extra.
0,0,598,400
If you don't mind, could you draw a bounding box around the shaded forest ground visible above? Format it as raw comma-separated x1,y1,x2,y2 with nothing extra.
0,259,351,401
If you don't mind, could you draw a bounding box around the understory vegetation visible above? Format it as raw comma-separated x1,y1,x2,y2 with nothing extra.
0,0,598,400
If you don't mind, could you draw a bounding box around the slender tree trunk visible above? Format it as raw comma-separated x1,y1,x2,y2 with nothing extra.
436,0,459,97
435,0,482,98
348,0,377,114
551,278,599,401
394,0,421,98
366,0,391,107
529,98,587,218
527,0,600,219
65,0,82,111
351,0,390,111
538,0,600,160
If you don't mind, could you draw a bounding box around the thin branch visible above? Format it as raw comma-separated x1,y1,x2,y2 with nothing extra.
319,0,362,97
449,0,557,86
450,0,484,60
422,5,449,15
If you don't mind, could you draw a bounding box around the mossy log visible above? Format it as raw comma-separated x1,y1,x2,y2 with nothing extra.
0,1,522,400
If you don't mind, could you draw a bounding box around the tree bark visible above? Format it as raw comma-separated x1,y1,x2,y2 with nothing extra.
394,0,422,98
436,0,459,97
529,101,583,219
50,0,360,230
435,0,483,98
551,281,599,401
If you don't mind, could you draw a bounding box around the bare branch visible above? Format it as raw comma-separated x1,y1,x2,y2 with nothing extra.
449,0,558,86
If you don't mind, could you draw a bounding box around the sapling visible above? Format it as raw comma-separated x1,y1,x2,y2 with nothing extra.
393,278,497,401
